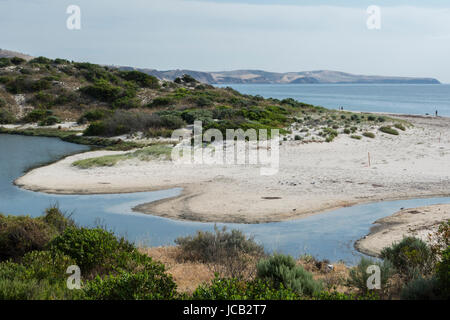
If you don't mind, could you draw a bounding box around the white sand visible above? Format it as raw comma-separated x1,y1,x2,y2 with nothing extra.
15,115,450,223
356,204,450,257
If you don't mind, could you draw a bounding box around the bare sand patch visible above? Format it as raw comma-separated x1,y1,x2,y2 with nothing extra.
356,204,450,257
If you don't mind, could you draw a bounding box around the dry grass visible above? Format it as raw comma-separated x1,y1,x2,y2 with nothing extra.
140,246,214,294
297,256,353,294
141,246,356,295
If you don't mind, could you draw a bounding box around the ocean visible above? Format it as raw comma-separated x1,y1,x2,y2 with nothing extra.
216,83,450,117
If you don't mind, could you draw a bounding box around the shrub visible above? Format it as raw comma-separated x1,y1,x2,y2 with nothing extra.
84,121,107,136
343,128,350,134
49,227,134,272
435,246,450,299
256,254,322,296
0,108,16,124
21,109,52,123
380,237,434,280
5,76,51,94
351,135,362,140
347,257,395,296
84,111,182,137
79,79,122,102
363,132,375,139
294,135,301,141
368,115,376,121
0,57,12,68
20,250,76,282
192,276,299,300
0,276,82,300
83,262,177,300
379,126,399,135
10,57,26,65
39,115,61,126
29,56,52,65
400,276,442,300
0,214,57,261
147,96,174,108
394,123,406,131
77,109,109,124
175,226,265,278
111,96,141,109
118,71,160,89
181,109,213,124
42,206,75,233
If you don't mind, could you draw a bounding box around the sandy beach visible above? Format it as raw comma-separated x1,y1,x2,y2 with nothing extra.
14,115,450,224
356,204,450,257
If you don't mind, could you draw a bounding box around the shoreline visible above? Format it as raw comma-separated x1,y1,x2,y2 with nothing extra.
11,114,450,224
355,204,450,257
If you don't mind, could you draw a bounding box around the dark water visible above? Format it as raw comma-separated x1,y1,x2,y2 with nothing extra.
216,83,450,117
1,134,450,265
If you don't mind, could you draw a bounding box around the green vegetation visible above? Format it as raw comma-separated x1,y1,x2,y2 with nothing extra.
256,254,323,296
0,55,410,145
351,135,362,140
363,132,375,139
379,126,399,135
347,257,395,297
0,208,448,300
175,226,265,278
72,144,173,169
380,237,435,281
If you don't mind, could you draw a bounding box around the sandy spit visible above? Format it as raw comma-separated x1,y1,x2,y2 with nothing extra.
14,115,450,223
355,204,450,257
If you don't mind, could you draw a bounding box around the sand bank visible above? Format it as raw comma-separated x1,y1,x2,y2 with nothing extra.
15,115,450,223
356,204,450,257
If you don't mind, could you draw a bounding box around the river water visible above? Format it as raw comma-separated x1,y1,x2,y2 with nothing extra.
1,134,449,265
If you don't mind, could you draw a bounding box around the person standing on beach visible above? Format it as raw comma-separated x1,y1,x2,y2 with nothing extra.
436,110,438,117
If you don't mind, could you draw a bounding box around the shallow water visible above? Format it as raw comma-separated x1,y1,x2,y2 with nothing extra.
216,83,450,117
1,134,449,265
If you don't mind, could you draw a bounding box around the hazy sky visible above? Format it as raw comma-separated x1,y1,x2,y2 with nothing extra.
1,0,450,82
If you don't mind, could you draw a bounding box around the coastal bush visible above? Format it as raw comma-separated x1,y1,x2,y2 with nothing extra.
394,123,406,131
0,108,16,124
5,76,51,94
21,109,53,123
400,276,442,300
256,254,322,297
83,263,177,300
42,206,75,233
175,226,265,278
181,109,213,124
111,96,141,109
20,250,76,282
0,57,12,68
379,126,399,136
84,120,107,136
363,132,375,139
38,115,61,126
77,109,110,124
0,214,57,261
435,246,450,299
79,79,122,102
118,70,160,89
49,226,134,272
380,237,434,281
147,96,174,108
29,56,52,65
343,129,350,134
347,257,395,296
10,57,26,65
350,135,361,140
192,276,299,300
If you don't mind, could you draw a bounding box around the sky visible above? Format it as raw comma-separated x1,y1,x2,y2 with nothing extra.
1,0,450,82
